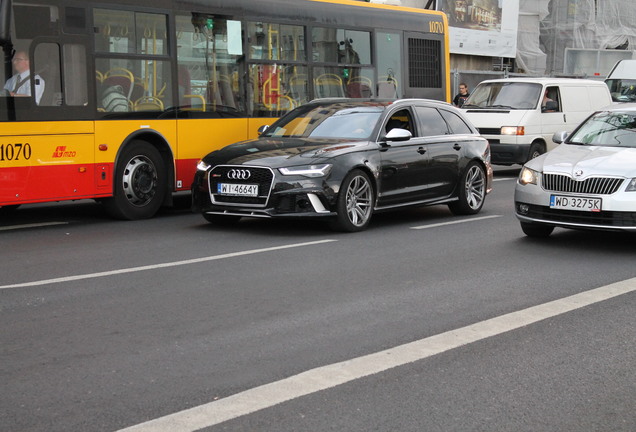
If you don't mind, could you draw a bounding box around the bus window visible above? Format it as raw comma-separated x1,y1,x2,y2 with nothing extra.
247,22,305,62
246,22,307,116
33,43,61,106
311,27,374,99
312,28,371,64
33,43,87,107
63,44,88,106
376,32,401,98
94,9,172,113
94,10,167,56
176,14,244,115
248,64,309,117
96,58,172,113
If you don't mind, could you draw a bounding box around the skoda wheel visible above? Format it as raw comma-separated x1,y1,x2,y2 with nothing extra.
332,169,374,232
449,162,486,215
103,140,167,220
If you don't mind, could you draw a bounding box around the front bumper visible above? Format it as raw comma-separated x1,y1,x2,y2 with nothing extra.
192,167,338,219
514,180,636,231
489,141,532,165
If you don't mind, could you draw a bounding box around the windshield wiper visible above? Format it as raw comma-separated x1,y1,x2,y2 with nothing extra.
485,104,513,109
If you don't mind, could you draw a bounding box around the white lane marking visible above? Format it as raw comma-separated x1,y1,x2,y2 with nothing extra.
411,214,501,230
117,277,636,432
0,239,337,290
0,221,69,231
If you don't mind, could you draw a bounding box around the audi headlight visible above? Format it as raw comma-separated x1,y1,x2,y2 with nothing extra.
279,164,332,178
626,178,636,192
196,160,211,172
518,166,539,185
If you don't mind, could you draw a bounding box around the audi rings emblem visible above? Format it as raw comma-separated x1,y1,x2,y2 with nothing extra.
227,169,251,180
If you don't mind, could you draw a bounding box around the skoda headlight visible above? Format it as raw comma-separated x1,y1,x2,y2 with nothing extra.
626,178,636,192
279,164,332,178
518,166,539,185
196,160,211,172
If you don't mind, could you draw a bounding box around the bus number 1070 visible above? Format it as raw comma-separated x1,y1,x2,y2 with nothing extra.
429,21,444,34
0,143,32,161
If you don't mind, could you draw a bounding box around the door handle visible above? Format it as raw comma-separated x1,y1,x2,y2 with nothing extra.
453,143,462,151
417,147,426,155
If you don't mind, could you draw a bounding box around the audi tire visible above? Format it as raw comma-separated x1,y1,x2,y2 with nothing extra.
331,169,374,232
449,162,486,215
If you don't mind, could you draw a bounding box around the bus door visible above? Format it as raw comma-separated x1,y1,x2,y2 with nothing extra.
6,38,97,205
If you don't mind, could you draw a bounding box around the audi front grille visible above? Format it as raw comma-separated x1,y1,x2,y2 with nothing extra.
542,174,624,195
208,165,275,207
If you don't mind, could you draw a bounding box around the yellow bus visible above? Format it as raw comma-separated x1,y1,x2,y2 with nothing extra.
0,0,449,219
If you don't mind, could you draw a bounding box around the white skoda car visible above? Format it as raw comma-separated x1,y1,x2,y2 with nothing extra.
515,104,636,237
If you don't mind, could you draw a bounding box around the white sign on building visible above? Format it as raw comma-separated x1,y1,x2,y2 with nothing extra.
438,0,519,58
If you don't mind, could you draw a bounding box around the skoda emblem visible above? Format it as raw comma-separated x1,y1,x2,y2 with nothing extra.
227,168,251,180
574,170,584,178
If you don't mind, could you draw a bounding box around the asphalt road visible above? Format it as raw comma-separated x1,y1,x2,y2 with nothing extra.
1,168,635,432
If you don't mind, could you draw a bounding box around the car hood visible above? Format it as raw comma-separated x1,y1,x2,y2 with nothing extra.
527,144,636,178
463,109,530,130
203,137,369,167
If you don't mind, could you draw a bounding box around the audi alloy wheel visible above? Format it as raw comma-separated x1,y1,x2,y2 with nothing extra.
332,169,374,232
449,162,486,215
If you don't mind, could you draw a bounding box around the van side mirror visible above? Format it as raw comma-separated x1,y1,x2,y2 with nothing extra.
257,125,269,134
552,131,568,144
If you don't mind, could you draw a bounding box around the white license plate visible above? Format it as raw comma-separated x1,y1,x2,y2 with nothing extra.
217,183,258,197
549,195,602,212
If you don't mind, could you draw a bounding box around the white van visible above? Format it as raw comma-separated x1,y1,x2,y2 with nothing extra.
461,78,612,165
605,59,636,102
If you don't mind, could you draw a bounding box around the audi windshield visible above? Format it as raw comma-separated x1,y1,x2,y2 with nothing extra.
262,104,386,140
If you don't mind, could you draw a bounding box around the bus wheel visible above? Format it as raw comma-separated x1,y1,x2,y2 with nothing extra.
103,141,167,220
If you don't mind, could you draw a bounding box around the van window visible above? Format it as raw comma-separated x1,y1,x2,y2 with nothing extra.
464,82,542,110
542,86,561,112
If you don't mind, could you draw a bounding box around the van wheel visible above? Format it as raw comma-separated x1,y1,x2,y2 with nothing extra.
103,141,167,220
528,142,544,161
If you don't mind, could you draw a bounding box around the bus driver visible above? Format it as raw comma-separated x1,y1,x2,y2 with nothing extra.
3,51,45,104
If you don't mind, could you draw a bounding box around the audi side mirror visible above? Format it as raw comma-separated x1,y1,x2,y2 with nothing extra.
257,125,270,135
385,128,412,142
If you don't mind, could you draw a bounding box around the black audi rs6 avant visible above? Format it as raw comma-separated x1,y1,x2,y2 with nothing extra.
192,99,493,232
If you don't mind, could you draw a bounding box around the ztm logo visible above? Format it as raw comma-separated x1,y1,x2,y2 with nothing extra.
52,146,76,158
52,146,66,158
